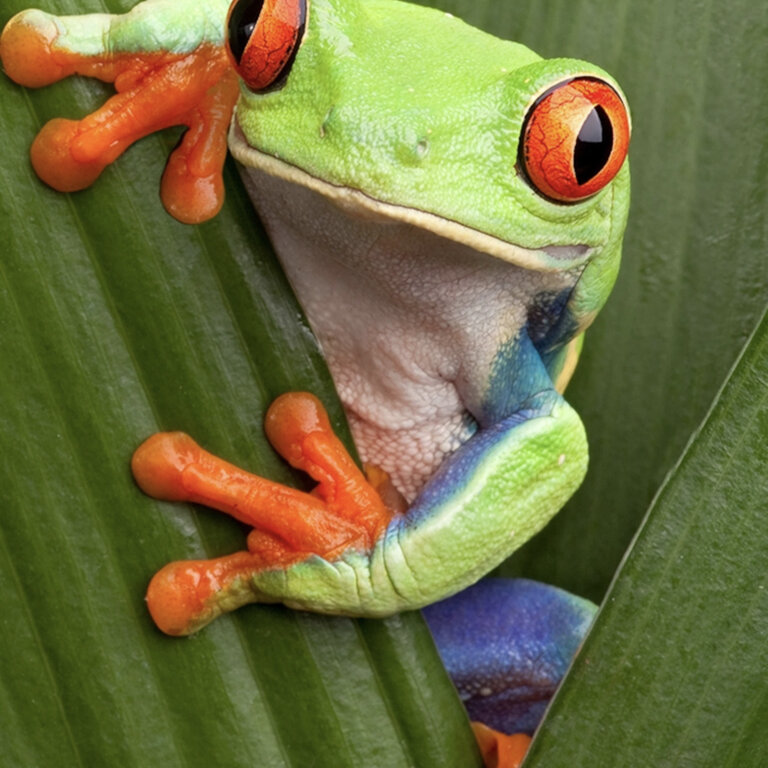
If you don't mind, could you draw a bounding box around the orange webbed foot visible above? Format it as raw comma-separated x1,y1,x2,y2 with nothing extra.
134,393,397,634
0,7,238,223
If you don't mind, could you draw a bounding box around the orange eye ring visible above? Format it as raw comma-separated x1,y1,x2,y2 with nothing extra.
519,77,630,203
226,0,307,93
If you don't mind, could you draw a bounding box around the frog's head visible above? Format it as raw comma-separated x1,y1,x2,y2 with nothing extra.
227,0,630,281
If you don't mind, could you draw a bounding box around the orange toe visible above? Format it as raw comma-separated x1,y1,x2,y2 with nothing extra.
264,392,332,469
132,432,202,502
146,551,262,636
30,118,110,192
472,723,531,768
0,12,64,87
161,155,225,224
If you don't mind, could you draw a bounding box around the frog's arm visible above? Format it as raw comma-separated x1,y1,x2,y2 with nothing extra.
132,328,587,634
0,0,235,222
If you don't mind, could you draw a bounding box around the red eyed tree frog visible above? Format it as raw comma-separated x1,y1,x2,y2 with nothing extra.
1,0,630,763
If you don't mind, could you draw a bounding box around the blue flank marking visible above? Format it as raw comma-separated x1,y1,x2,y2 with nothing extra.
388,330,566,535
479,330,557,427
388,398,552,533
528,285,583,380
528,287,579,353
423,578,597,735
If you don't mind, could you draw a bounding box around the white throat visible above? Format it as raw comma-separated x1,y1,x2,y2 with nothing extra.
239,165,579,499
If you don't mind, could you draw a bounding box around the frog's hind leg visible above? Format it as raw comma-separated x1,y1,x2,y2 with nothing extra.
133,393,395,634
424,578,597,768
0,4,237,222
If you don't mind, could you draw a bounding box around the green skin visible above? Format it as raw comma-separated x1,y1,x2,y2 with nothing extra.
3,0,630,629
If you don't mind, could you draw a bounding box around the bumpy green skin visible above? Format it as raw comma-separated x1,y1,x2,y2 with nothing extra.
239,0,629,273
19,0,228,56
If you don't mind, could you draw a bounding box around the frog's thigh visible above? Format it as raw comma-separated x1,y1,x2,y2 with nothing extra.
249,399,588,615
424,578,597,735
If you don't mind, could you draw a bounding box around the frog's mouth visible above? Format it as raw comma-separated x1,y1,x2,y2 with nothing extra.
229,121,593,272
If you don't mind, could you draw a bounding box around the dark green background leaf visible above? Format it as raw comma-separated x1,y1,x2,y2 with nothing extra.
526,308,768,768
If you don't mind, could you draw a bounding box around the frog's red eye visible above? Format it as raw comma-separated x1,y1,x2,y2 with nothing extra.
519,77,630,203
226,0,307,92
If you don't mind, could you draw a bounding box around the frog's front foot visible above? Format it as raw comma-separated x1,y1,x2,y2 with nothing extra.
0,4,238,223
132,393,396,635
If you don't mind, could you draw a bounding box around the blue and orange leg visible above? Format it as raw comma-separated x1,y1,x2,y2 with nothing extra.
0,2,236,222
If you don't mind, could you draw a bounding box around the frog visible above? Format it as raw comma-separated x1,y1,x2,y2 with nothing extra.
1,0,629,762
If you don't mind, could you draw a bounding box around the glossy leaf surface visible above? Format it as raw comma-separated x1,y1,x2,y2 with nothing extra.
526,308,768,767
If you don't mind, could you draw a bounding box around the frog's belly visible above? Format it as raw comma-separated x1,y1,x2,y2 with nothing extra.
347,410,476,502
286,255,481,500
239,164,579,500
340,376,478,502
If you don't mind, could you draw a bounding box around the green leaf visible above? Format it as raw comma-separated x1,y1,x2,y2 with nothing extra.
525,306,768,768
0,1,478,765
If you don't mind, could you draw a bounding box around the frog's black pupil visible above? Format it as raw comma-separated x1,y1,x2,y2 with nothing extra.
574,105,613,185
228,0,266,64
